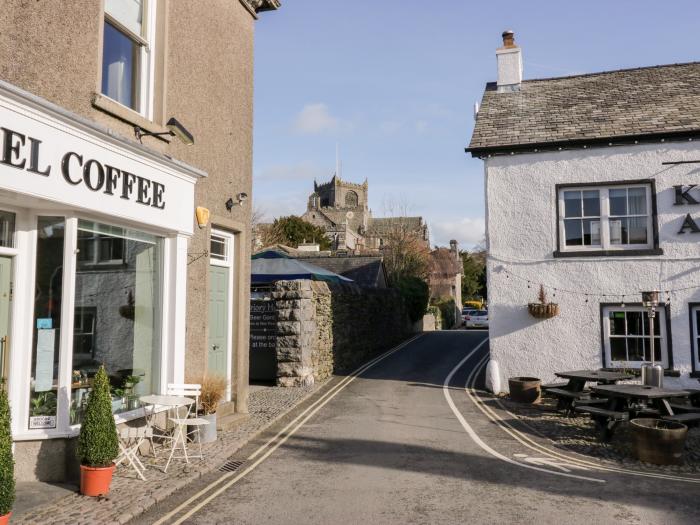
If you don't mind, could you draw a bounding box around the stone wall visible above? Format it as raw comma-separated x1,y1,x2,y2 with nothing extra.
270,280,412,386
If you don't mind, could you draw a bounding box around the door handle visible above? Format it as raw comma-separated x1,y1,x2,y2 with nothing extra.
212,344,219,351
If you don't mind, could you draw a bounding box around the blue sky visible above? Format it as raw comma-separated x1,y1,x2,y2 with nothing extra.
252,0,698,249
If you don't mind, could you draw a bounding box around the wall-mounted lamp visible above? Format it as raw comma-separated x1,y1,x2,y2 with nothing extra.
134,117,195,145
225,192,248,211
195,206,210,228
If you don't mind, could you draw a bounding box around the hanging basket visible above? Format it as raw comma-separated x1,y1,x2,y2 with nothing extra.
527,302,560,319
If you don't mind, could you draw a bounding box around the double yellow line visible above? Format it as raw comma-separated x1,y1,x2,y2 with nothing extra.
153,334,424,525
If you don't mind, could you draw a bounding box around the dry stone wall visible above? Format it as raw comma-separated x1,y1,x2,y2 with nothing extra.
270,280,412,386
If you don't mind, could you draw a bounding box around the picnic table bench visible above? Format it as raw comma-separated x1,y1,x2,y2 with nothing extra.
545,370,633,416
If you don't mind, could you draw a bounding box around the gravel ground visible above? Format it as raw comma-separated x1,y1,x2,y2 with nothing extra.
498,395,700,474
13,382,323,525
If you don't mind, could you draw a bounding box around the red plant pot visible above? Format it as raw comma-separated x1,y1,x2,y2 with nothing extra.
0,511,11,525
80,464,115,497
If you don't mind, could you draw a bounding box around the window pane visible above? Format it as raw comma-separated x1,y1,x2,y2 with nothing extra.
610,338,627,361
609,311,626,335
0,211,15,248
627,217,648,244
564,219,583,246
609,218,625,244
627,311,644,335
609,188,627,216
582,219,600,246
627,338,645,361
563,191,581,218
101,21,140,110
71,220,162,424
643,311,661,335
105,0,144,37
628,187,646,215
29,217,65,429
582,191,600,217
210,235,227,261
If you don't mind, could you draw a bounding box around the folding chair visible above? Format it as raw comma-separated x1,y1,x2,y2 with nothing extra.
116,426,153,480
163,383,210,472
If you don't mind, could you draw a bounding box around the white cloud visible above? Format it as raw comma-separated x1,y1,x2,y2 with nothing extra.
293,103,338,134
430,217,485,249
255,161,329,182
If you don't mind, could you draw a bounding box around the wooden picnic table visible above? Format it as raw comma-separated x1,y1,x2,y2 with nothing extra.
546,370,633,415
577,384,694,440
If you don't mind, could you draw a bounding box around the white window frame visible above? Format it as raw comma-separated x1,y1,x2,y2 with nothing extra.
102,0,157,119
209,229,235,401
558,183,654,253
602,305,669,369
689,304,700,375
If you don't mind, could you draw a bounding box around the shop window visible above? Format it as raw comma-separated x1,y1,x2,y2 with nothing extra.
29,217,65,430
71,219,162,424
556,182,658,255
0,211,15,248
101,0,155,115
601,305,669,368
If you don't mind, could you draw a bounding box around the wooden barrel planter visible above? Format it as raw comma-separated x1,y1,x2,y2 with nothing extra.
630,418,688,465
508,377,541,403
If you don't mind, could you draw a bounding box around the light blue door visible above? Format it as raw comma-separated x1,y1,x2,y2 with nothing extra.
208,265,229,377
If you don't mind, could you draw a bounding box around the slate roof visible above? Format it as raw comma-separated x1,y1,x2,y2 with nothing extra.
467,62,700,155
368,216,424,234
294,255,387,288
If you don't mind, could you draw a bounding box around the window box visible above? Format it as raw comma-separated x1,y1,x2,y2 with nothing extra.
555,180,660,257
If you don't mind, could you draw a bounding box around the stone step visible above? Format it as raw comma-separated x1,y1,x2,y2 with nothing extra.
217,412,249,431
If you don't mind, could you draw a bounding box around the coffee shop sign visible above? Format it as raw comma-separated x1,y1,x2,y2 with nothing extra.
0,125,166,209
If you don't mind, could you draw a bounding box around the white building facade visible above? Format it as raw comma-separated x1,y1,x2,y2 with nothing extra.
468,33,700,391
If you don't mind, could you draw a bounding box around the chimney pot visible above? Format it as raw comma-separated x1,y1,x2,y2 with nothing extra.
502,30,515,48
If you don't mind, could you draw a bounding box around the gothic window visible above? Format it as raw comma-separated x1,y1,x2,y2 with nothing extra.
345,191,359,208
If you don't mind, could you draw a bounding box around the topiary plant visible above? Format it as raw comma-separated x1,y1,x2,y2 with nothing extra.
0,387,14,517
76,366,118,467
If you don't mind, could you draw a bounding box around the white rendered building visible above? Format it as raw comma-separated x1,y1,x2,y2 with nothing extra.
467,32,700,391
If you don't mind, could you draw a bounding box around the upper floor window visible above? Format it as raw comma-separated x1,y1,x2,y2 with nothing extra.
101,0,155,116
557,183,655,254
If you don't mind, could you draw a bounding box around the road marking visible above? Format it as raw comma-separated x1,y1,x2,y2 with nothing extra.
512,453,590,472
152,334,425,525
442,338,606,483
467,355,700,484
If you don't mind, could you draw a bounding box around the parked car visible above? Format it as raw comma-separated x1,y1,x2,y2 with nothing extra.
465,310,489,329
461,309,478,325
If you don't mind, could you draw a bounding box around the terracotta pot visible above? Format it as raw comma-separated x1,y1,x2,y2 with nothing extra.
80,464,115,497
527,303,559,319
508,377,541,403
0,512,11,525
631,418,688,465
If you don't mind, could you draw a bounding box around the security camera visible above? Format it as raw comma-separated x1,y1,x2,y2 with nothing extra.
165,117,195,146
237,192,248,203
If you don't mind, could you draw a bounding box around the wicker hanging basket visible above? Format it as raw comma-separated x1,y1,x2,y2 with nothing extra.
527,302,560,319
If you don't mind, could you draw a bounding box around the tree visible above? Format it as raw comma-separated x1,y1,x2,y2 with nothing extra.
461,249,487,300
379,199,430,283
76,366,119,467
265,216,332,251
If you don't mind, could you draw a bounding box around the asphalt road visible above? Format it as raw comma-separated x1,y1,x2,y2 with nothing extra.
135,331,700,524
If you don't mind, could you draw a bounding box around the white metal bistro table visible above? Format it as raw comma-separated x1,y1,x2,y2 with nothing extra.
139,394,194,472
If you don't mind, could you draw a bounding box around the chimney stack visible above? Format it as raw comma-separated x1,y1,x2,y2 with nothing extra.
450,239,459,260
496,30,522,92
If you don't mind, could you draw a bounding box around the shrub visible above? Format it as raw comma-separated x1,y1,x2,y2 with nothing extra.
0,387,14,516
426,305,442,329
396,277,429,323
432,297,457,329
76,366,118,467
199,375,228,415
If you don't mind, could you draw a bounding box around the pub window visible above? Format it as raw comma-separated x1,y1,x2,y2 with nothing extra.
101,0,155,115
558,183,655,253
601,305,669,368
689,304,700,374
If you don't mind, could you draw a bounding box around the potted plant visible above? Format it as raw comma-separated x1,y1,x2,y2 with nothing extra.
76,366,119,497
196,375,227,443
527,285,560,319
0,387,14,524
123,375,142,411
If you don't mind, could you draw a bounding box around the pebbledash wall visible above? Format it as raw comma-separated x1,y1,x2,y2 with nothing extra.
486,140,700,391
269,280,411,386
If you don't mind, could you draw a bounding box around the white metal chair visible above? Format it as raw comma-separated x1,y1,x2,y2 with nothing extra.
116,426,153,480
163,383,210,472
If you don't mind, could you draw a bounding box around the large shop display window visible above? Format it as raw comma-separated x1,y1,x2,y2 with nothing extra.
28,216,163,430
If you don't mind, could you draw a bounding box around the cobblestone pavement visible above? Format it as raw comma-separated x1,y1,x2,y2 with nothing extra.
497,394,700,474
14,382,323,525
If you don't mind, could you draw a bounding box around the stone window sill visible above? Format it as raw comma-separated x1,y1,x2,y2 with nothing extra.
92,93,170,142
600,367,681,378
553,248,663,258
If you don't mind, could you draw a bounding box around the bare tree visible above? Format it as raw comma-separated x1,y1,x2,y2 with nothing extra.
379,197,430,283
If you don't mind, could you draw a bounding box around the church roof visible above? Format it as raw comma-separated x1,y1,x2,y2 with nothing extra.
368,216,424,234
